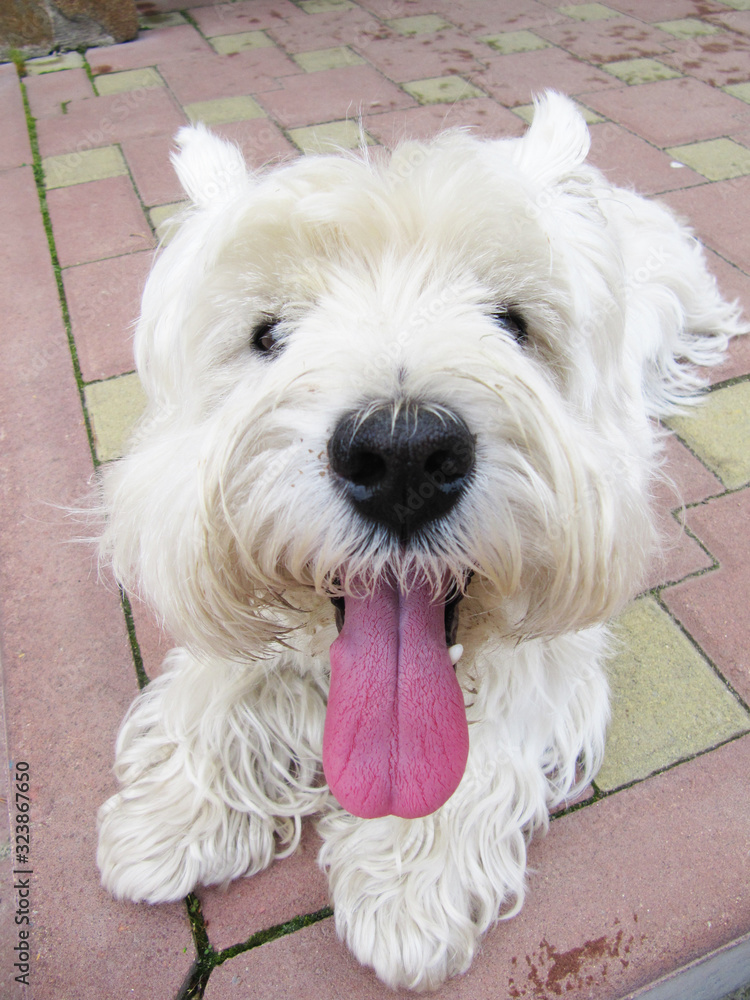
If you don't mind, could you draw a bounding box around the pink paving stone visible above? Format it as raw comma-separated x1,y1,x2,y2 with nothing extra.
442,0,568,35
0,63,32,170
660,34,750,89
534,15,673,64
257,64,417,129
662,489,750,704
354,29,492,84
23,66,95,119
643,433,722,591
203,735,750,999
207,117,297,167
702,250,750,322
605,0,728,17
87,23,213,73
63,251,152,381
0,165,193,1000
199,822,329,951
35,87,187,158
364,99,526,145
661,176,750,274
709,11,750,38
265,7,389,55
191,0,303,36
47,175,154,267
158,46,299,104
121,132,186,206
581,76,750,147
468,47,621,108
588,121,704,194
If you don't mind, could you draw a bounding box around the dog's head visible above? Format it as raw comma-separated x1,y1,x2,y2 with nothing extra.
104,92,655,819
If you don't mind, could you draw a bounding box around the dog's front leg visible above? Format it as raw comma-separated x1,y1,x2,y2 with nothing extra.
97,648,327,903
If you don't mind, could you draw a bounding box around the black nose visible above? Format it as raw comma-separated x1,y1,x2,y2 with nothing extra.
328,403,475,538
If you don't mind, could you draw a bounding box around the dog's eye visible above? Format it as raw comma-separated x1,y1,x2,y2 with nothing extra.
251,316,282,355
492,307,528,345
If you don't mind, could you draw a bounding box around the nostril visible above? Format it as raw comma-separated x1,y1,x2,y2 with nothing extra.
424,448,465,485
348,451,387,490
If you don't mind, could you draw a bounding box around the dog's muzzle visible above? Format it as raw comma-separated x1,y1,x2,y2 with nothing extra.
327,402,475,539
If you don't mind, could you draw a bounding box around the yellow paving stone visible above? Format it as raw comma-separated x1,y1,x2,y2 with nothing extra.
139,10,186,29
654,18,721,38
724,82,750,104
513,101,604,125
603,58,682,85
43,145,128,189
559,3,620,20
85,374,147,463
718,0,750,8
298,0,355,11
292,46,365,72
596,597,750,792
94,67,165,95
402,75,486,105
385,14,451,35
149,201,189,243
25,51,85,74
666,138,750,180
185,96,266,126
666,382,750,489
480,30,551,54
289,120,374,154
208,31,275,54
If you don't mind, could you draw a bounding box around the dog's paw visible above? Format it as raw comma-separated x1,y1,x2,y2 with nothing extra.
97,780,280,903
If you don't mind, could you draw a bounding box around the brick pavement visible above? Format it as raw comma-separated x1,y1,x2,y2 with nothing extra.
1,1,749,997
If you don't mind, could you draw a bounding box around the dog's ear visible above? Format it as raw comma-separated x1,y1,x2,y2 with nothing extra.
170,124,250,208
513,91,591,187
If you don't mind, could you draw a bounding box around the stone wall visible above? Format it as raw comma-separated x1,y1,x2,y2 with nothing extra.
1,0,138,60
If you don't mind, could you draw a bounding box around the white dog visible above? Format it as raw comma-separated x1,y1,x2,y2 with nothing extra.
96,92,742,990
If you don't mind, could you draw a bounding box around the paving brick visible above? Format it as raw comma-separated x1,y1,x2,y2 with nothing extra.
185,95,267,126
63,251,152,381
25,51,85,74
601,56,682,84
0,164,193,1000
292,45,366,71
94,66,166,95
655,16,722,38
264,6,384,54
364,99,526,145
203,735,750,999
0,64,32,170
289,120,375,153
190,0,303,36
149,200,188,243
139,10,187,29
588,121,704,193
354,30,490,82
87,24,213,74
158,48,299,104
662,489,750,703
667,381,750,489
660,34,750,89
480,29,551,54
661,177,750,272
560,2,622,18
385,14,452,34
666,137,750,181
596,597,749,790
23,66,95,119
198,823,328,951
85,372,148,462
535,15,673,63
402,74,486,104
43,144,128,189
607,0,728,17
47,175,154,267
583,76,750,146
257,65,417,128
209,30,276,54
443,0,569,35
121,133,186,207
300,0,355,10
203,117,297,168
35,87,187,159
470,47,621,107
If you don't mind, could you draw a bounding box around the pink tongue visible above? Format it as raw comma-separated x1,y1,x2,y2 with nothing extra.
323,577,469,819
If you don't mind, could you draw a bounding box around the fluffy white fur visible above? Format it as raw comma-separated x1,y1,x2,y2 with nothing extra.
96,92,743,991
